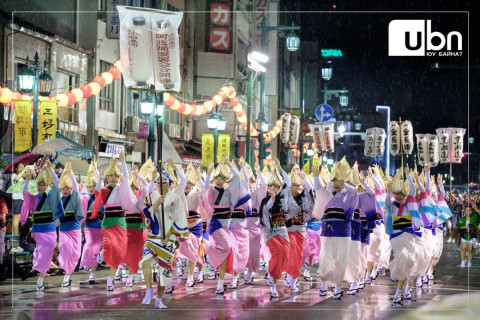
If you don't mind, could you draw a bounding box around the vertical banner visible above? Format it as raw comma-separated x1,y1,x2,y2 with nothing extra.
117,6,183,91
106,0,121,39
14,100,32,152
255,0,268,48
202,134,214,168
37,100,58,144
208,1,233,53
217,134,231,161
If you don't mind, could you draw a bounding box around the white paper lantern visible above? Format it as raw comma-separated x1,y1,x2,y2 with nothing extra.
364,128,376,157
427,134,439,167
280,113,292,143
289,116,300,145
436,128,450,163
416,134,429,166
401,120,414,154
451,129,465,163
152,19,181,91
128,17,153,83
389,121,401,156
375,128,386,156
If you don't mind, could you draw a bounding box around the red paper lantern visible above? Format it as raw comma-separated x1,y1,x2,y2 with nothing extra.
230,97,239,107
80,84,92,98
164,94,176,107
177,102,186,114
66,92,76,106
93,75,106,89
217,91,227,101
101,71,113,85
109,66,121,80
204,100,215,112
170,100,180,111
189,104,197,116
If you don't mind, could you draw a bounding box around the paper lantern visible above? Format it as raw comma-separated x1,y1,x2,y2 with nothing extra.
0,87,12,104
101,72,113,85
213,95,223,106
164,93,176,107
89,82,101,96
233,104,242,113
10,91,21,106
289,115,300,145
188,104,197,116
375,128,386,156
57,93,69,107
93,75,106,89
218,90,227,101
183,103,192,115
66,92,77,106
0,87,2,99
80,83,92,98
365,128,376,157
235,110,244,118
230,97,239,107
273,126,281,134
177,102,186,114
71,88,84,102
170,100,180,111
323,124,335,152
281,113,292,143
109,66,121,80
195,105,203,116
389,121,401,156
401,121,414,154
204,100,215,112
114,60,123,72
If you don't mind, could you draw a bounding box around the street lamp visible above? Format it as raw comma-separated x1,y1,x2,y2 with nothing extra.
141,94,156,160
286,30,300,52
17,52,54,147
261,120,269,133
339,93,348,107
337,121,346,134
355,123,362,131
321,61,333,81
258,17,301,170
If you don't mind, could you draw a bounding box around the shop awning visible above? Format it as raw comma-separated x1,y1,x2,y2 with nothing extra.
55,132,93,159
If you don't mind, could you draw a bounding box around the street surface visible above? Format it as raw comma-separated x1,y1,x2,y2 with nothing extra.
0,241,479,320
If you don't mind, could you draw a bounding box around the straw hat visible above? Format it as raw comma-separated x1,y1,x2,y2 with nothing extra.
267,169,283,187
349,162,361,186
85,162,97,187
139,157,153,181
390,168,410,195
331,156,351,181
105,154,121,177
211,162,233,182
59,167,74,189
36,165,53,186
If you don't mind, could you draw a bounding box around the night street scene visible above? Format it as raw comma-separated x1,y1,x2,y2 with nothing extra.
0,0,479,319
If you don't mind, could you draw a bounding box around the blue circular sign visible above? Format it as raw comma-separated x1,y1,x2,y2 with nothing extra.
315,104,334,121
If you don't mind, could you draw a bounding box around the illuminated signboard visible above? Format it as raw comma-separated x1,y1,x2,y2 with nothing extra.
321,49,343,57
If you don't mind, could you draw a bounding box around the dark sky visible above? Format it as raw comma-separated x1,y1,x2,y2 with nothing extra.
283,0,478,181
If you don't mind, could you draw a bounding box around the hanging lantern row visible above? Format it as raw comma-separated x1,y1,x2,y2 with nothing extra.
164,86,284,142
0,60,123,108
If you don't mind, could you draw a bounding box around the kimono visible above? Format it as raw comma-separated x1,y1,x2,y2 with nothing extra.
246,173,267,273
79,171,104,269
368,174,387,268
21,181,64,274
385,174,421,281
284,173,314,280
140,190,189,287
51,169,84,275
91,161,136,268
176,170,205,265
203,168,241,272
123,174,148,274
259,183,299,279
315,176,359,286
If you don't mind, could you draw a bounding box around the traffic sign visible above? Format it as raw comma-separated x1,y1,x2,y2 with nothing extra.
315,104,334,121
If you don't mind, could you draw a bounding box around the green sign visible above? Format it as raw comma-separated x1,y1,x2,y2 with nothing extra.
321,49,343,57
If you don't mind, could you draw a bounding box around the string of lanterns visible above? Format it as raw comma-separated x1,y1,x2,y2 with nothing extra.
0,60,123,107
163,87,283,141
0,59,283,141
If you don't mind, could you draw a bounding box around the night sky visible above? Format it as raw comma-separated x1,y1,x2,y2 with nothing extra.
284,0,478,182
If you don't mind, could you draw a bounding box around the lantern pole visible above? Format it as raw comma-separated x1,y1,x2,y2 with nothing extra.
32,52,40,147
155,90,166,238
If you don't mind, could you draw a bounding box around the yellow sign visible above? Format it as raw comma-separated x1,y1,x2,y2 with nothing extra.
14,100,32,152
304,158,320,175
37,100,58,144
201,134,231,168
202,134,214,168
218,134,230,161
